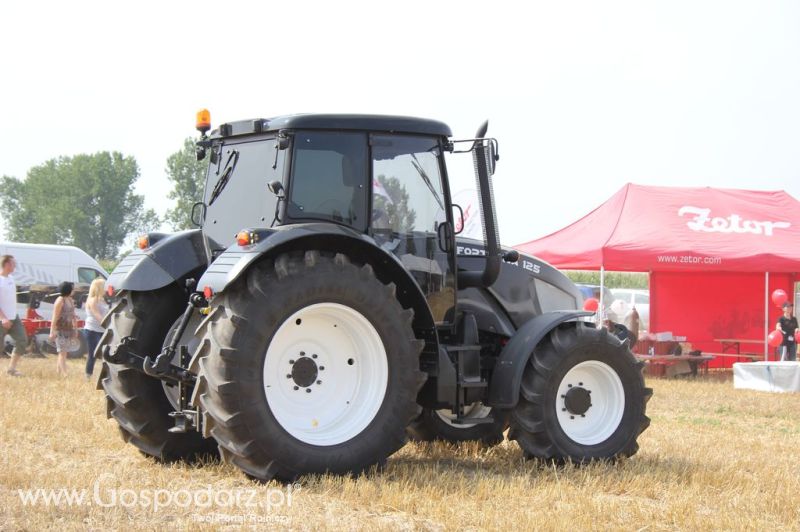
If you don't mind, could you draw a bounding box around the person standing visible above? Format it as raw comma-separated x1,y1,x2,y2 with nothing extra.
1,255,26,377
624,306,640,350
603,318,631,344
83,278,108,380
50,281,78,376
776,301,798,361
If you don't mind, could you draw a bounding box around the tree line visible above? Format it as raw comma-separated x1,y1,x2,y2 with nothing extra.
0,138,205,263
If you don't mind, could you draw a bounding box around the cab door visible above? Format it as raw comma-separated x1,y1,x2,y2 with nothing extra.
370,134,456,325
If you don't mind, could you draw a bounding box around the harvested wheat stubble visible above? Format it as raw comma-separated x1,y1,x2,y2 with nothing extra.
1,359,799,531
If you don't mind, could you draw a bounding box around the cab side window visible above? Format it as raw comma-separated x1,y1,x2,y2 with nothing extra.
288,131,368,231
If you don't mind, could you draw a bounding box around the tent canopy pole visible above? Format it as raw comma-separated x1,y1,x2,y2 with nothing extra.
764,272,769,361
600,266,605,326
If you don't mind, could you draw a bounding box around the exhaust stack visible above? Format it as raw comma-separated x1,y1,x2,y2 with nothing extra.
458,121,501,289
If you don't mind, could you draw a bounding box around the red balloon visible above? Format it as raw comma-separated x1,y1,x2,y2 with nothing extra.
583,298,599,312
768,330,784,347
772,289,788,307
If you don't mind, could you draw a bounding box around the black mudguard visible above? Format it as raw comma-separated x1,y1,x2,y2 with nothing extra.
107,230,208,292
488,310,594,409
196,223,436,329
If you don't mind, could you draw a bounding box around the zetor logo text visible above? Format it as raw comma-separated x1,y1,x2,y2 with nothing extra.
677,206,791,236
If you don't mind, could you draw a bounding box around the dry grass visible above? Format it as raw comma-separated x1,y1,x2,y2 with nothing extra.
1,358,799,531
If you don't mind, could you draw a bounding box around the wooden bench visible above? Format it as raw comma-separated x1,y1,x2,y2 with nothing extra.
634,354,715,377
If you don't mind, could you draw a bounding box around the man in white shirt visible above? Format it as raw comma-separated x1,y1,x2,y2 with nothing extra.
1,255,26,376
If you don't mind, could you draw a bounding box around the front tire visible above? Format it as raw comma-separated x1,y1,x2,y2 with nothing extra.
192,251,426,482
509,322,651,462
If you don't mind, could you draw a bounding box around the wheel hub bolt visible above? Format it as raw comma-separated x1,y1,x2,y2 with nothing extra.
306,389,311,393
286,374,292,379
289,360,295,365
312,354,318,359
320,366,325,371
293,386,299,391
317,380,322,385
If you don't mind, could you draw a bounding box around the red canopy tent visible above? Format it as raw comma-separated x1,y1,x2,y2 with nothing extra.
516,184,800,363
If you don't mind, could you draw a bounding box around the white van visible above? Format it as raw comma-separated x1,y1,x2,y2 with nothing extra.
0,242,107,286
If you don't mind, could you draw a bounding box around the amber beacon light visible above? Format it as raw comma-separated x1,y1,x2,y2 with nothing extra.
196,109,211,134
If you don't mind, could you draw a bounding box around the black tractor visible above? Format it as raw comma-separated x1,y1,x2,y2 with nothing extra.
97,111,651,481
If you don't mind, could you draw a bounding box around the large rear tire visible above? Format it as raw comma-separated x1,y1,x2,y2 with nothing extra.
192,251,426,482
97,287,218,462
509,322,651,462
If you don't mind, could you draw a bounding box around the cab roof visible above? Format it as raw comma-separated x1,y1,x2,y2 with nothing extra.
210,114,453,139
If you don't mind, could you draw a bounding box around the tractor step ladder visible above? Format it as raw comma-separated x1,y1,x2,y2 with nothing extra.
447,341,494,425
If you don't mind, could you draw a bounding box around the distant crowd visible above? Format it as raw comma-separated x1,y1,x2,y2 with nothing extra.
2,254,107,378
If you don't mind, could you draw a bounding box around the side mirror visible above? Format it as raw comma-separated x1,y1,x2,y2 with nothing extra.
452,204,465,235
267,180,284,197
191,202,206,227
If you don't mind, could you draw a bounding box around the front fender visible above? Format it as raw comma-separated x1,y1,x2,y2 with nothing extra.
488,310,594,409
197,223,436,329
107,230,207,292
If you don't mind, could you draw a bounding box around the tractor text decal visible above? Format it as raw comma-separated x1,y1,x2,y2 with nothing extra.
456,246,541,274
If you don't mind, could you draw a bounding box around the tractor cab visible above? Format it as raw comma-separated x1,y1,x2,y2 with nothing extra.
194,112,500,326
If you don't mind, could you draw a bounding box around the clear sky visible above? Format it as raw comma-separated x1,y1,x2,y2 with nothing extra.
2,0,799,248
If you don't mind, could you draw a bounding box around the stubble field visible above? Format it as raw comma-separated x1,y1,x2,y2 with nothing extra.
1,358,799,531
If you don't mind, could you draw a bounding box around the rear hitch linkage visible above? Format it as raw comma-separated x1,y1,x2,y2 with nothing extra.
101,334,196,384
102,283,208,386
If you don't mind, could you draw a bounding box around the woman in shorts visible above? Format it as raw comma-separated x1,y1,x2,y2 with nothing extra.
50,281,78,376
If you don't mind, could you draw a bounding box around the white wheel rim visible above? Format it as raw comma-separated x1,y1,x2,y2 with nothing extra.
263,303,388,446
555,360,625,445
435,402,492,429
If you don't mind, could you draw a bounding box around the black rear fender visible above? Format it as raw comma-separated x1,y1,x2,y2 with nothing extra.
106,230,208,292
196,224,436,330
